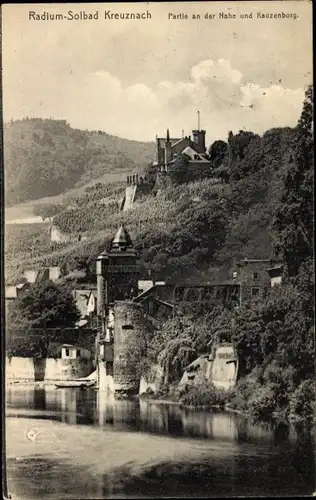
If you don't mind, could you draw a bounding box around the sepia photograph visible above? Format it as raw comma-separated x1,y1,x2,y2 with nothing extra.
1,1,314,498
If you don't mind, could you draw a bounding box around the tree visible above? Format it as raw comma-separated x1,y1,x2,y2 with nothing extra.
168,153,190,185
273,86,313,276
34,203,60,221
208,140,227,168
232,258,314,379
6,281,81,357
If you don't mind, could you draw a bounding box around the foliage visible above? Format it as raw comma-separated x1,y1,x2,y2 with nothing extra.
33,204,61,221
289,380,316,423
6,280,81,357
136,307,233,387
168,153,190,185
247,386,278,422
180,382,230,407
208,140,228,168
233,260,314,378
4,118,155,205
273,86,314,277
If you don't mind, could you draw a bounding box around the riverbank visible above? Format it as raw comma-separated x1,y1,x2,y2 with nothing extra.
140,388,316,427
142,394,245,415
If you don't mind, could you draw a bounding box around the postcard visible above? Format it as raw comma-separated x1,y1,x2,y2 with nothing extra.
2,2,314,499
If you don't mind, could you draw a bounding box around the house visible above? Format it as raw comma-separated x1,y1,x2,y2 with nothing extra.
60,344,91,359
236,258,284,302
5,282,30,300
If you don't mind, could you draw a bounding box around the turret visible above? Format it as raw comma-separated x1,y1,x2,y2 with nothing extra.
164,128,172,165
96,225,139,317
192,129,206,154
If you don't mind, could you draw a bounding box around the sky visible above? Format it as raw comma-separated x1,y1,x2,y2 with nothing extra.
2,1,313,145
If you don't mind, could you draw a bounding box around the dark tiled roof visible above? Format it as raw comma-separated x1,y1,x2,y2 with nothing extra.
111,225,133,248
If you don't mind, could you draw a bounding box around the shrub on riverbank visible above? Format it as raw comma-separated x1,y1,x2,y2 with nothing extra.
227,364,315,424
180,383,231,408
289,380,316,424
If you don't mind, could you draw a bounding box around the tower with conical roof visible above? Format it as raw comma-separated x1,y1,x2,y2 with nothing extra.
96,225,139,332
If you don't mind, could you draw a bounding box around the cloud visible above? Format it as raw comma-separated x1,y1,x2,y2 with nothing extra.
4,59,305,143
191,59,243,86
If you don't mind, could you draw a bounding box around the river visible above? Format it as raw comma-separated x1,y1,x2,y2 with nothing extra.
5,385,315,499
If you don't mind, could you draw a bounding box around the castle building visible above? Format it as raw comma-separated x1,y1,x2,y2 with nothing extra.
95,225,284,394
96,225,140,386
155,127,211,176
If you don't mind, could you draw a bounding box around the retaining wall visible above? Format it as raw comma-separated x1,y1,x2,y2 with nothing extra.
6,356,93,381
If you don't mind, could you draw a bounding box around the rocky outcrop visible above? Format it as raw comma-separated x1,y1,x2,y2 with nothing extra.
179,343,238,393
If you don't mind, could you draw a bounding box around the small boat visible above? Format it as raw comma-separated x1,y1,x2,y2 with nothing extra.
54,380,95,389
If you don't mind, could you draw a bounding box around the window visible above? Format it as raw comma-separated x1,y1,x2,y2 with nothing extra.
65,348,70,357
251,287,260,296
253,272,258,279
76,349,81,358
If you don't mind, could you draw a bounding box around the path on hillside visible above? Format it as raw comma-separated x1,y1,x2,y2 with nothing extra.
122,184,137,211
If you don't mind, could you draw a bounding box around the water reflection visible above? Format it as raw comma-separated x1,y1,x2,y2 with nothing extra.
5,386,316,498
6,385,312,446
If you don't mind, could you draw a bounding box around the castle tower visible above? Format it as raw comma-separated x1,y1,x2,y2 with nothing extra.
96,225,139,324
96,225,139,382
192,129,206,154
113,301,149,394
191,111,206,154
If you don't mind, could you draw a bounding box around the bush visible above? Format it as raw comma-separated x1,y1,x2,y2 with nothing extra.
180,382,231,407
289,380,316,423
228,375,259,411
247,386,277,422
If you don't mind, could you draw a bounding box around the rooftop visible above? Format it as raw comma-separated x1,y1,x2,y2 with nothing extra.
112,224,133,249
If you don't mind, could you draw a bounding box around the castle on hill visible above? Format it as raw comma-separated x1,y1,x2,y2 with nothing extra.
121,119,213,211
154,126,211,173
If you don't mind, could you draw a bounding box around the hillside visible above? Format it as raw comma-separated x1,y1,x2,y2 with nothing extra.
5,125,296,285
5,87,313,288
4,118,155,206
6,86,313,426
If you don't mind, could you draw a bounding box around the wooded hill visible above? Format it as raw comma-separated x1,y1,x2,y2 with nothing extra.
6,87,314,424
4,118,155,205
5,88,313,290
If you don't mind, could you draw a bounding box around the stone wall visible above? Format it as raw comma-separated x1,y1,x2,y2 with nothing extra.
113,301,152,393
6,356,93,381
